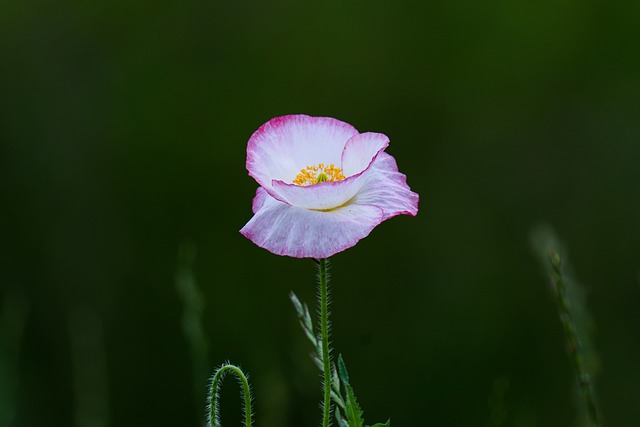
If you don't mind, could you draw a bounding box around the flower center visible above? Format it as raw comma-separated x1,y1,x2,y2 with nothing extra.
292,163,346,186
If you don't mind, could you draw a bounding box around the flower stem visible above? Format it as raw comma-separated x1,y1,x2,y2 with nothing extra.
208,363,253,427
549,252,601,427
318,258,332,427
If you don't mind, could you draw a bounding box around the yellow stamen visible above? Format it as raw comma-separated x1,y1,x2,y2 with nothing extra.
292,163,346,186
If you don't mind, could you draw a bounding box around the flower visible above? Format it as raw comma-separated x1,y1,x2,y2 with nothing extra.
240,114,419,258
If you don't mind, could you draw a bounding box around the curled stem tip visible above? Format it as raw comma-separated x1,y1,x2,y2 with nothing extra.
208,363,253,427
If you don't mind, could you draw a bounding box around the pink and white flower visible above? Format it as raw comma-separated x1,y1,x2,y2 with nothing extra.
240,115,419,258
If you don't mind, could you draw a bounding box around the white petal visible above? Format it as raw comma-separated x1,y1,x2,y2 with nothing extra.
352,152,419,220
240,191,384,258
251,186,269,214
246,115,359,193
341,132,389,176
270,171,367,210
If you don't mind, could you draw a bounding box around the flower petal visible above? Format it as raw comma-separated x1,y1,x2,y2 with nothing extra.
268,132,390,210
240,191,384,258
351,152,419,220
341,132,389,176
246,115,359,192
251,186,269,214
271,171,367,210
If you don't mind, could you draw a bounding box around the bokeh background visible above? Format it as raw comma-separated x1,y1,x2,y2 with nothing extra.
2,1,639,426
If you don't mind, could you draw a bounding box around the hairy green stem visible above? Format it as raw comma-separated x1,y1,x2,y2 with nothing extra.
318,258,332,427
549,252,601,427
208,363,253,427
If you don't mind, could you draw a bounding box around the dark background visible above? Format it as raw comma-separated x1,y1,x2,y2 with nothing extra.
2,1,639,426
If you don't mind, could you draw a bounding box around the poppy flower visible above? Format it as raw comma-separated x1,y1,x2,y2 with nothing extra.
240,115,419,258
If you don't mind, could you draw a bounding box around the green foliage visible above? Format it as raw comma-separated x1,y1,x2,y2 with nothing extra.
531,226,602,427
290,292,391,427
335,355,390,427
175,241,210,411
337,355,365,427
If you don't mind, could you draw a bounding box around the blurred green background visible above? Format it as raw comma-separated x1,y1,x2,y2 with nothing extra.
2,0,639,426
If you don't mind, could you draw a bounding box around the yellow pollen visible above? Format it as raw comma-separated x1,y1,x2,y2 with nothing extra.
292,163,346,186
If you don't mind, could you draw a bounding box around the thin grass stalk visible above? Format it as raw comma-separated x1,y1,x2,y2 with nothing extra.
549,252,601,427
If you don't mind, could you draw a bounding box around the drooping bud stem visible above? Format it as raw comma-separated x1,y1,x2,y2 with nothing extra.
208,363,253,427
